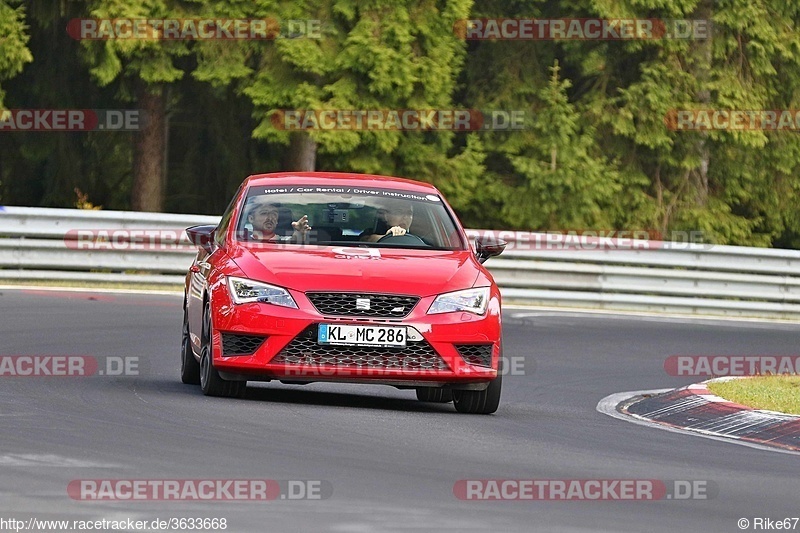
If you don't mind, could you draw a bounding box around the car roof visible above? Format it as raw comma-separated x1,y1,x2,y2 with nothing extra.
243,172,441,195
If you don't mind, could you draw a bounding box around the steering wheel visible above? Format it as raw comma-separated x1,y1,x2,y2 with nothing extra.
376,233,428,246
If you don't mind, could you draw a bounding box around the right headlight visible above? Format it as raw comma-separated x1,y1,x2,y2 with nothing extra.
227,277,298,308
427,287,490,315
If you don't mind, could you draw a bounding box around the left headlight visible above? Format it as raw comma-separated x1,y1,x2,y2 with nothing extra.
227,276,298,308
427,287,490,315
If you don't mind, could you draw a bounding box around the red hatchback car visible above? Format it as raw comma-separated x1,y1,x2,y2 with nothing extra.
181,172,506,413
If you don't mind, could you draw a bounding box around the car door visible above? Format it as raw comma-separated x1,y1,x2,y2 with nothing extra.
187,185,242,352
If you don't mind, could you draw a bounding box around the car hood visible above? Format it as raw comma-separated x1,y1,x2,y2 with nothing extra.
229,244,481,296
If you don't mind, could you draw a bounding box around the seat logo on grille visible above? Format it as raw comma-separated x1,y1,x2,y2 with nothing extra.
355,298,371,310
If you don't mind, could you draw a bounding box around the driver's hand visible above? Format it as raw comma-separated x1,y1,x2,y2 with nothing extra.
386,226,406,236
292,215,312,234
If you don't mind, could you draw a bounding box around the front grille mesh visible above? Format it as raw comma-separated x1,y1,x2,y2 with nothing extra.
272,326,448,370
222,333,266,356
307,293,419,318
456,344,493,367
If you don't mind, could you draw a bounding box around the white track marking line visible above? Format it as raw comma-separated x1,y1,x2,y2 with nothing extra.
508,308,800,328
0,454,119,467
596,390,800,456
0,285,183,296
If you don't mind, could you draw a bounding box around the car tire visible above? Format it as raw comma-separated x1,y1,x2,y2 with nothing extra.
180,307,201,385
199,300,246,399
453,372,502,414
415,387,453,403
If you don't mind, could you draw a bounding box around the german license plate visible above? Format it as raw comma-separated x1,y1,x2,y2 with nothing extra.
318,324,407,347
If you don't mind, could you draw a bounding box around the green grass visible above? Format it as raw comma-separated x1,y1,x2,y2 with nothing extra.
707,376,800,415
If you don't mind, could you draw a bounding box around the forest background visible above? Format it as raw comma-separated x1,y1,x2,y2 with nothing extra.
1,0,798,248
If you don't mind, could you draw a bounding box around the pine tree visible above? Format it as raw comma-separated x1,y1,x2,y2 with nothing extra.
78,0,191,212
195,0,481,195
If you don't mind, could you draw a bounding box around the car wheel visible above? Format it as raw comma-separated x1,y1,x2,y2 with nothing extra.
415,387,453,403
453,373,502,414
199,300,246,399
180,307,201,385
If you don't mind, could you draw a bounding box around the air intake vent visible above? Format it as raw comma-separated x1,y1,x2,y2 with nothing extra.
222,334,266,356
455,344,493,368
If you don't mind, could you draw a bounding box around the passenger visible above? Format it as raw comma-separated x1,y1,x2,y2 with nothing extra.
246,197,311,243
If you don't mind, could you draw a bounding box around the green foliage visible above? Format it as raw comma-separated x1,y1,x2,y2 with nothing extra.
80,0,190,87
0,0,798,248
0,0,33,105
499,61,623,230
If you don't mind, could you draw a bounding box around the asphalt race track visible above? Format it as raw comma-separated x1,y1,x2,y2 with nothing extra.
1,288,798,532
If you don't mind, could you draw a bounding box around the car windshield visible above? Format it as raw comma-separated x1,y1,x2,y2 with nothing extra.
235,185,465,250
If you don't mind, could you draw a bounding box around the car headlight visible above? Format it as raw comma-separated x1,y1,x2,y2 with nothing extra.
227,277,298,308
427,287,490,315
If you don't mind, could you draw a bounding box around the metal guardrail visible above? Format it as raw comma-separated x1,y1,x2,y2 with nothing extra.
2,206,799,319
0,206,215,286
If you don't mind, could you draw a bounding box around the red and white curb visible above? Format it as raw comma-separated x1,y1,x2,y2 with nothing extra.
597,378,800,454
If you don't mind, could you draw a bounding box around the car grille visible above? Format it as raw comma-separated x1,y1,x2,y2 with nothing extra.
271,326,448,370
306,293,419,318
455,344,493,368
221,333,266,356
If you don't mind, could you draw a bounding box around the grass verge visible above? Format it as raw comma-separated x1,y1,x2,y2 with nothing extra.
706,376,800,416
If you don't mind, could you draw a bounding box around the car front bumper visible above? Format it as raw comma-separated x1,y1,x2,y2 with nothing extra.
209,284,502,387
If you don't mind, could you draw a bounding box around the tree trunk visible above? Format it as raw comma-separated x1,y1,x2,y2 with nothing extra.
132,82,166,212
284,132,317,171
692,0,713,207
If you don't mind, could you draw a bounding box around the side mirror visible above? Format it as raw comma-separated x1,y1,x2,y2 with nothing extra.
186,225,217,253
475,235,507,263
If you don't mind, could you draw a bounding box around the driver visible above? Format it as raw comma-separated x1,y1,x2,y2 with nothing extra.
246,197,312,243
360,199,414,242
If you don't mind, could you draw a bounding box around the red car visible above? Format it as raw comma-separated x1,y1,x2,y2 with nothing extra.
181,172,506,414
